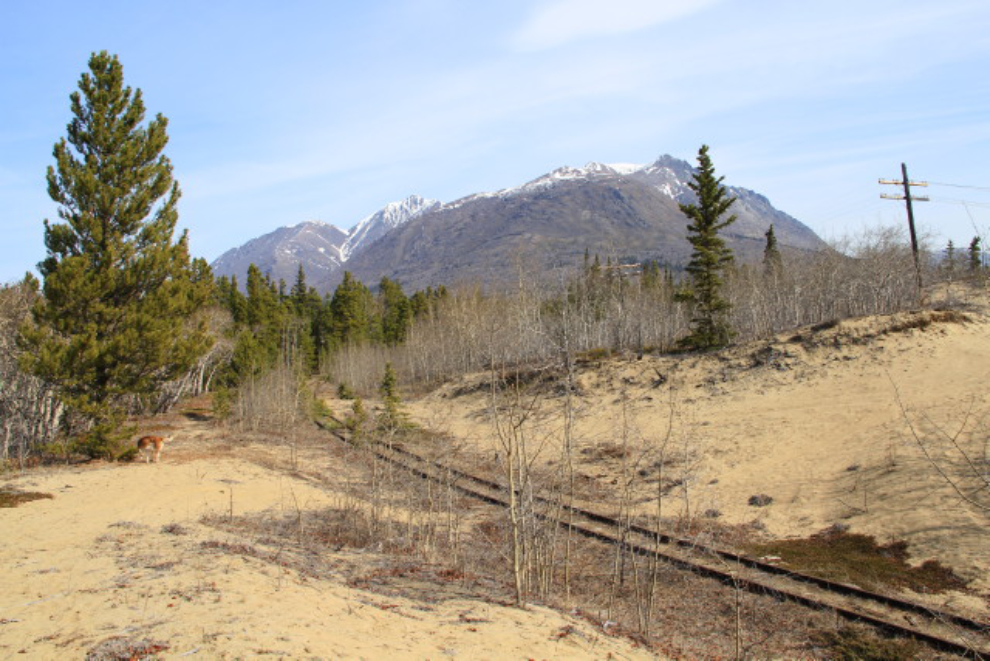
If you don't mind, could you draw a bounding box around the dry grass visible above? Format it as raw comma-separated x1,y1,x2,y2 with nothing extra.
84,637,170,660
748,528,969,594
811,625,923,661
0,488,53,508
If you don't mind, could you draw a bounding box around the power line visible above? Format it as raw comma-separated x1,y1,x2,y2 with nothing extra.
927,181,990,192
961,202,983,239
928,197,990,208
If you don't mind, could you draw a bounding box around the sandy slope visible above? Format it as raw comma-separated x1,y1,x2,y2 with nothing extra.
406,302,990,617
0,445,654,659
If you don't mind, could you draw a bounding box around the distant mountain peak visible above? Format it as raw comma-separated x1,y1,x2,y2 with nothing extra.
212,151,823,294
289,219,345,231
605,162,645,175
498,161,625,198
341,194,440,261
649,153,689,168
493,157,699,200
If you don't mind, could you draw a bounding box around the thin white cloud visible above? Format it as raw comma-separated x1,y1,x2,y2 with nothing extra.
184,48,649,205
512,0,721,51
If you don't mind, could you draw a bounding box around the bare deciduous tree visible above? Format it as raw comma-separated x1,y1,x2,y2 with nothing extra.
0,280,65,466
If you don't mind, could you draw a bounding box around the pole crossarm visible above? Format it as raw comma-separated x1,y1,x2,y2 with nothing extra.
880,193,930,201
879,178,928,187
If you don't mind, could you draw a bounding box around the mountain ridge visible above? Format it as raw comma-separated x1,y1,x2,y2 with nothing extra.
211,154,824,292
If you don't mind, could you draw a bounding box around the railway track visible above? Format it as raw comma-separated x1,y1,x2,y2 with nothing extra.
318,421,989,658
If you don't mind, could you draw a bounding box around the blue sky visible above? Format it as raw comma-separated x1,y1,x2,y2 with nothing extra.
3,0,990,283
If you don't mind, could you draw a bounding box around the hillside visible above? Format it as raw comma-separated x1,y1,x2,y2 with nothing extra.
403,292,990,614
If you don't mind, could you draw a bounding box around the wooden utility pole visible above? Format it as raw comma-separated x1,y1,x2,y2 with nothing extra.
880,163,929,299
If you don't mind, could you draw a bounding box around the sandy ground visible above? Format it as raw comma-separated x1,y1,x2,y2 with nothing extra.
0,438,656,659
406,301,990,617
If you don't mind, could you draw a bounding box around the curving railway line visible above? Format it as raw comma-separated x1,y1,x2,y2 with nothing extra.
318,421,989,658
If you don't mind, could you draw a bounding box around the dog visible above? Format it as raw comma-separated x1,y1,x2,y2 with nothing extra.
136,435,169,463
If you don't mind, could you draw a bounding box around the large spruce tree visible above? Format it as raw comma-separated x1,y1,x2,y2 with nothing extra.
328,272,373,348
678,145,737,350
20,51,211,457
378,277,412,346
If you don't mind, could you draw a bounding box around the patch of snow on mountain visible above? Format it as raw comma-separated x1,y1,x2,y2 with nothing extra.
498,162,630,198
441,191,499,211
442,160,661,207
341,195,439,261
290,219,343,231
581,162,617,175
607,163,645,175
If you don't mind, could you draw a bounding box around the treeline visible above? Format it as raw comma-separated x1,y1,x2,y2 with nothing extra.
211,263,447,384
5,222,977,465
326,225,960,394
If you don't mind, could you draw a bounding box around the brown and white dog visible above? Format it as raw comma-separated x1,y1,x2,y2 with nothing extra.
136,435,170,463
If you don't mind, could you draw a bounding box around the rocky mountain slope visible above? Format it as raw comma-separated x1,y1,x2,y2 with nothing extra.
213,155,824,292
211,195,437,290
211,220,349,288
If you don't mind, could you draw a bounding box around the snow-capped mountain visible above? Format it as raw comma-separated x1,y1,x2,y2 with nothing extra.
439,157,717,209
213,154,824,293
341,154,823,291
211,195,433,291
341,195,439,261
475,156,695,202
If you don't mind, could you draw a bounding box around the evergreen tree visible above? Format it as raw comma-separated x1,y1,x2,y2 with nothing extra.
346,397,369,442
968,236,983,274
944,240,956,278
230,329,267,380
409,290,430,318
328,272,372,347
378,362,403,430
313,292,335,358
763,224,783,278
641,260,662,290
215,275,247,324
290,264,310,314
19,51,211,457
245,264,282,330
286,265,322,369
378,277,412,345
336,382,355,400
677,145,737,350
